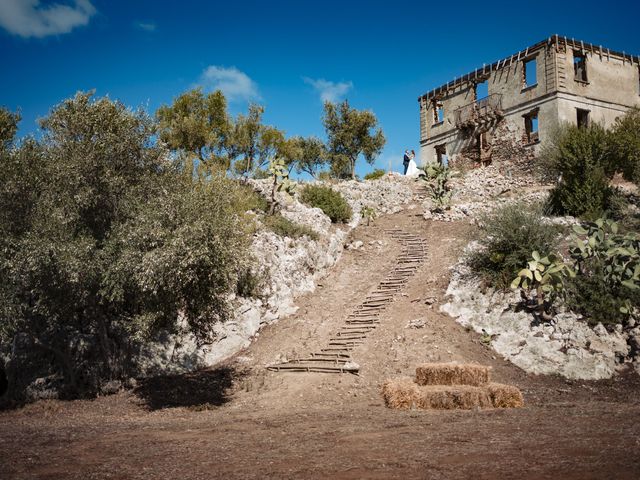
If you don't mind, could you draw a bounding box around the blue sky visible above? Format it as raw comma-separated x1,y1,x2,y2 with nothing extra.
1,0,639,176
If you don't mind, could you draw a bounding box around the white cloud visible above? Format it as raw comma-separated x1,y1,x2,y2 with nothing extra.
198,65,259,102
0,0,96,38
303,77,353,103
135,21,156,32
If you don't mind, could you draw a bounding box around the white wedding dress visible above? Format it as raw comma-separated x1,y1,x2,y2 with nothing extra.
405,159,423,177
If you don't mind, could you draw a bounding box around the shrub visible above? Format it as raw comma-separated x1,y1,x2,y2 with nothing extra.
543,124,616,219
610,107,640,185
299,184,352,223
233,183,269,213
467,202,561,289
0,94,252,400
262,214,319,240
236,266,266,299
364,169,386,180
564,262,640,326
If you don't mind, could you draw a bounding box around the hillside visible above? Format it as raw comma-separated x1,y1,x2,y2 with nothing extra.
2,178,639,479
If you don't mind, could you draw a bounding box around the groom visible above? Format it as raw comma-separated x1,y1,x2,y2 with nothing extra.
403,150,411,175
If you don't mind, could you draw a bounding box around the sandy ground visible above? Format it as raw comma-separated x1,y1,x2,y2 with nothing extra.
2,195,640,479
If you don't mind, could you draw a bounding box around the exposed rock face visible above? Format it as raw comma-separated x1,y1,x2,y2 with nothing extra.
136,177,414,374
440,263,633,380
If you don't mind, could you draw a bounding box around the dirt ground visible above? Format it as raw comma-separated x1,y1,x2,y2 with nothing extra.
2,197,640,479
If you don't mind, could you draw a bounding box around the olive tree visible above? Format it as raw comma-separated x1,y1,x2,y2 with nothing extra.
323,100,385,180
0,93,251,399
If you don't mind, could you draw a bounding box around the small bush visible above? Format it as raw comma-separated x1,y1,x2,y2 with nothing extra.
233,183,269,213
467,203,561,289
236,266,266,299
564,261,640,326
299,184,352,223
364,169,386,180
543,124,617,219
263,214,319,240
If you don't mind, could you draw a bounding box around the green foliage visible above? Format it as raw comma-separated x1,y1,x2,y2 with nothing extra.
267,157,296,215
509,217,640,325
420,164,453,211
156,88,231,176
564,263,640,326
610,107,640,185
232,183,269,214
566,218,640,323
364,169,386,180
300,184,352,223
467,203,561,289
0,93,252,398
360,206,376,226
293,136,328,179
544,124,616,219
229,104,287,177
262,214,319,240
0,108,20,151
510,251,574,315
235,266,266,299
323,100,386,180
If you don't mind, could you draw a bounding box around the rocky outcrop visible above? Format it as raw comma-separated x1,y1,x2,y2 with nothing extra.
136,177,414,375
440,262,634,380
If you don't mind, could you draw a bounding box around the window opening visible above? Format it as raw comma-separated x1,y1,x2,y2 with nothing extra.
524,111,539,143
577,108,590,128
435,144,448,167
475,80,488,101
523,57,537,88
574,51,588,82
433,100,444,124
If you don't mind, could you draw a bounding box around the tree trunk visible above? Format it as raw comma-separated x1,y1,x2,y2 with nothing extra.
269,174,278,215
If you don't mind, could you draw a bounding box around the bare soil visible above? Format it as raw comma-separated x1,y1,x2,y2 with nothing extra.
2,199,640,479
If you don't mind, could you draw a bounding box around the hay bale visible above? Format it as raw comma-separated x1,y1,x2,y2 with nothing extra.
415,363,491,387
381,377,419,409
414,385,493,410
486,383,524,408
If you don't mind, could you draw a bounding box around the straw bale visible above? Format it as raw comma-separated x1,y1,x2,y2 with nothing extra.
381,377,419,409
413,385,492,410
415,363,490,387
486,383,524,408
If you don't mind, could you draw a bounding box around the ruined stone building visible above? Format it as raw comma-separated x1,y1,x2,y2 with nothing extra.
418,35,640,166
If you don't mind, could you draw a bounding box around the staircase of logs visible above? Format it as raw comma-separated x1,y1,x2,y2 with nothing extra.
266,229,427,374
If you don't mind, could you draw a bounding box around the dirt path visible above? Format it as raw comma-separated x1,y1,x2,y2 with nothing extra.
2,197,640,479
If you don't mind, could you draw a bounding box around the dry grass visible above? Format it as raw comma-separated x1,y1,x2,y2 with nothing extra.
381,377,419,409
415,363,491,387
486,383,524,408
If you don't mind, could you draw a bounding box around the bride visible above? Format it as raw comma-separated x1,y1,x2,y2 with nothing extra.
405,150,423,177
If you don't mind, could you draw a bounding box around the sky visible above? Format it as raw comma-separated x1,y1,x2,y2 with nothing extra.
1,0,639,177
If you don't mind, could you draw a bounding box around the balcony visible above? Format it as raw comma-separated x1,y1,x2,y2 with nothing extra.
454,93,503,129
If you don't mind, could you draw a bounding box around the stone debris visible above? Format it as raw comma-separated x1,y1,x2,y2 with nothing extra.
407,318,427,329
422,163,551,222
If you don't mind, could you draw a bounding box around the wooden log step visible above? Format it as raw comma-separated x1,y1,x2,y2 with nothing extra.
290,357,350,364
267,364,358,373
338,330,372,336
309,352,351,358
329,337,366,342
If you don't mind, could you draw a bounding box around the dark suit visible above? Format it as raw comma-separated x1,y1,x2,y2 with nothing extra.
403,153,410,174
